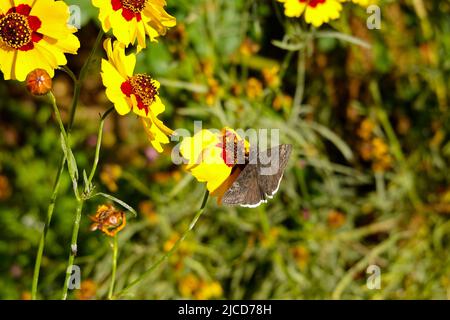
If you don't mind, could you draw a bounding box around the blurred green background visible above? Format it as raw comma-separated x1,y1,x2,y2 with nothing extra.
0,0,449,299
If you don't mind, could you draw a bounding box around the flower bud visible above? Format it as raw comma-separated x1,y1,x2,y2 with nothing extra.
26,69,52,96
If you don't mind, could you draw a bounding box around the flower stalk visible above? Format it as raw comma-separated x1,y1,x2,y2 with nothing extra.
113,190,210,299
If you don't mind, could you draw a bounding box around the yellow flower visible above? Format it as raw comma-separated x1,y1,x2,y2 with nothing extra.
100,164,122,192
101,39,173,152
92,0,176,52
180,128,250,203
277,0,342,27
0,0,80,81
246,77,264,100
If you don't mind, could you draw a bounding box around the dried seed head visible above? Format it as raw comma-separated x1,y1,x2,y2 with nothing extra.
26,69,52,96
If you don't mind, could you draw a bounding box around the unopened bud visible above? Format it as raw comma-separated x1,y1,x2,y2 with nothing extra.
26,69,52,96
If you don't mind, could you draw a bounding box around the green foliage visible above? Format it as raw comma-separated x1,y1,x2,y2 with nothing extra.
0,0,449,300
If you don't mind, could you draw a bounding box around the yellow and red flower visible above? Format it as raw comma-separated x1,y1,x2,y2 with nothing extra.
100,38,173,152
277,0,343,27
92,0,176,52
180,128,250,203
0,0,80,81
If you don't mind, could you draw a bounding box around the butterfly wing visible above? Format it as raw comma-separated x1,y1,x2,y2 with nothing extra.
221,164,266,207
222,144,292,207
258,144,292,199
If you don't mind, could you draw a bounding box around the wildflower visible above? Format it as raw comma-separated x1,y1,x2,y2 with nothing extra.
262,66,280,89
327,210,346,228
178,274,200,298
179,128,250,203
195,281,223,300
245,77,263,100
92,0,176,52
277,0,342,27
26,69,52,96
291,245,309,270
357,118,375,140
139,200,158,225
178,275,223,300
90,204,127,237
21,291,32,300
205,77,220,106
100,164,122,192
75,280,97,300
0,0,80,81
273,94,292,111
259,227,280,248
0,175,12,200
239,37,260,57
101,39,173,152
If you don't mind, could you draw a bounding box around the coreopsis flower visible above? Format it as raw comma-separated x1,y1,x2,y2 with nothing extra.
277,0,343,27
179,128,250,203
90,204,127,237
0,0,80,81
92,0,176,52
101,39,173,152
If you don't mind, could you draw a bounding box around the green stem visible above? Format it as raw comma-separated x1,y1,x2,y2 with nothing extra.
31,156,65,300
108,235,119,299
289,48,306,125
62,199,84,300
113,190,210,299
87,107,114,188
61,106,113,300
31,29,104,299
69,30,104,130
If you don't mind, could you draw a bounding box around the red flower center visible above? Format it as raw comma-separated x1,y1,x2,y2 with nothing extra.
0,5,43,51
111,0,146,21
121,0,147,13
299,0,326,8
217,131,247,167
121,74,158,115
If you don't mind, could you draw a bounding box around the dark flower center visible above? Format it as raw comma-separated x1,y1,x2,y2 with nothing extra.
121,74,158,114
120,0,147,13
0,13,32,49
130,74,158,106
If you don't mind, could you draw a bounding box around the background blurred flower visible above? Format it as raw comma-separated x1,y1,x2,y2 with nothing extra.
75,280,97,300
0,175,12,201
0,0,79,81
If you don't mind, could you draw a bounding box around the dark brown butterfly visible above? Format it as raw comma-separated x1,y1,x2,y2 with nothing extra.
222,144,292,207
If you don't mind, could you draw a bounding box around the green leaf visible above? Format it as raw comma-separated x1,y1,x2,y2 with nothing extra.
60,133,79,198
93,192,137,217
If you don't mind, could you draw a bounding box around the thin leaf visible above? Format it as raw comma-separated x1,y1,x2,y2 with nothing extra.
94,192,137,217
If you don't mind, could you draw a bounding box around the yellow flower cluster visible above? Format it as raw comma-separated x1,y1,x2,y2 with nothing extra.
178,274,223,300
357,118,393,172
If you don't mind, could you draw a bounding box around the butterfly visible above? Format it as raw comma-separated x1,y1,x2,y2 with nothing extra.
222,144,292,207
